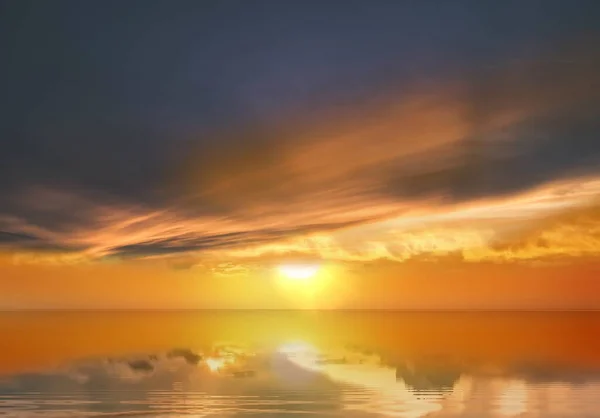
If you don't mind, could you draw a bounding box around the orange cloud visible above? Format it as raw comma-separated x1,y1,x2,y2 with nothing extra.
208,179,600,265
1,40,599,268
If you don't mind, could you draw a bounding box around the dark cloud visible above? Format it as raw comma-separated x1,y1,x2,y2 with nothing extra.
512,363,600,385
394,363,462,392
106,220,366,258
384,104,600,203
174,41,600,215
167,349,202,365
0,230,75,252
0,1,599,260
0,231,39,245
127,359,154,373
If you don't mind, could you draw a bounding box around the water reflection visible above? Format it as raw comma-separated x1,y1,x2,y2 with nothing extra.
1,311,600,417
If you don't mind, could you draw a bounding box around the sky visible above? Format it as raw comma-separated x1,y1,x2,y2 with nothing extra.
1,0,600,309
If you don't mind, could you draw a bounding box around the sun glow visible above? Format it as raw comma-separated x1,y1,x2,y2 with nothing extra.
278,264,320,280
273,263,347,309
205,357,226,372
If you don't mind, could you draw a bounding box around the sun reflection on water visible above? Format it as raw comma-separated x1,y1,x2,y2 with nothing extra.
279,341,449,417
494,379,528,416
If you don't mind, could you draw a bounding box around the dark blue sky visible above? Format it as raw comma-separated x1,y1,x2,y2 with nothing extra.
2,0,598,131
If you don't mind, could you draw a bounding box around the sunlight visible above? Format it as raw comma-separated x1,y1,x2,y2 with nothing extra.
272,263,346,309
277,264,320,281
205,357,225,372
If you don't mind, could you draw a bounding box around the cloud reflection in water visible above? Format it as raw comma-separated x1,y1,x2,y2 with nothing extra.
1,312,600,417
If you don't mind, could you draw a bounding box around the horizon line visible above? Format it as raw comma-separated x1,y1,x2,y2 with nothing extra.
2,308,600,313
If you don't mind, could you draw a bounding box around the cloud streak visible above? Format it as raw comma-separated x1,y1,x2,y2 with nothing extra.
1,40,599,267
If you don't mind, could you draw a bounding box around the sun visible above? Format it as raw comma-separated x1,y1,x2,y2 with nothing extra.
278,264,320,280
274,263,342,308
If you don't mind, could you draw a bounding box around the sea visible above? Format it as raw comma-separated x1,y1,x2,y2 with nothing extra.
1,311,599,417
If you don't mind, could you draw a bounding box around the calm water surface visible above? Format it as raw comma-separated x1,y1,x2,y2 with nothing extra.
1,311,600,417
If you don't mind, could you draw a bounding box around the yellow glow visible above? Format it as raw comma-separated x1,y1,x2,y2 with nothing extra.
272,264,350,310
278,264,320,280
205,357,225,372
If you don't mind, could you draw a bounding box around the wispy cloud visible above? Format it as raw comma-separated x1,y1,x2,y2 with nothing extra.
1,41,599,266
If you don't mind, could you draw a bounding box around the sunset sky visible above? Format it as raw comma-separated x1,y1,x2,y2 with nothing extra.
1,0,600,309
